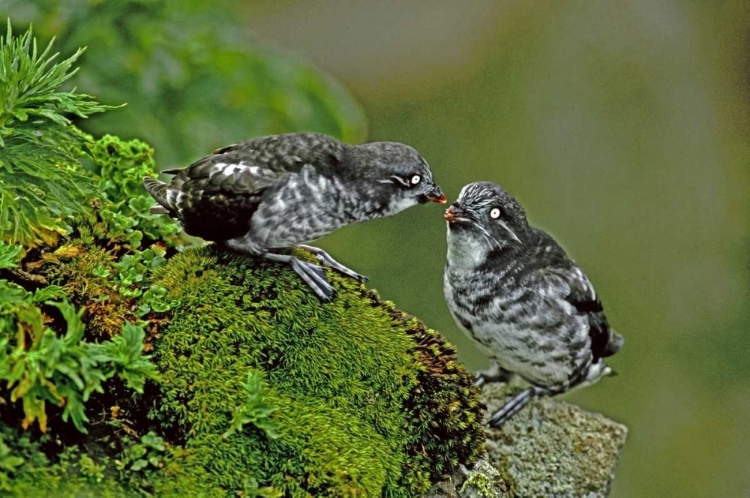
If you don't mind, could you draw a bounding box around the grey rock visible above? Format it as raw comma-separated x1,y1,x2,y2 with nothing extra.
428,383,627,497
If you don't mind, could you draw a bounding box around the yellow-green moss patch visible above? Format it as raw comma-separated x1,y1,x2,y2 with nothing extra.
149,246,484,496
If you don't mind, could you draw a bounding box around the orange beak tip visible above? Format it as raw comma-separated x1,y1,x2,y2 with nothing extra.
444,206,456,221
434,194,448,204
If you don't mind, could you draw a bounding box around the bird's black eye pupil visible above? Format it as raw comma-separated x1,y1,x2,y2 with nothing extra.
411,175,421,185
490,208,501,219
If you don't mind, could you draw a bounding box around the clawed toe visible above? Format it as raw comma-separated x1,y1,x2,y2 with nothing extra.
263,252,336,301
297,245,368,283
292,259,336,301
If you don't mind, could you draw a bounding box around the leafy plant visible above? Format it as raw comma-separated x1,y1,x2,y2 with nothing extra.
116,431,166,473
93,322,159,393
78,454,106,484
0,20,118,246
223,371,281,440
0,434,24,491
0,241,159,433
0,243,22,269
89,134,180,244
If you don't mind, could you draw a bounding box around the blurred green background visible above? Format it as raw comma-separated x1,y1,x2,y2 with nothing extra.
7,1,749,496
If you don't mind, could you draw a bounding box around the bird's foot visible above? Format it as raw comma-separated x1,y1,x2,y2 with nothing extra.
264,252,336,301
473,361,514,387
297,245,368,283
488,386,550,427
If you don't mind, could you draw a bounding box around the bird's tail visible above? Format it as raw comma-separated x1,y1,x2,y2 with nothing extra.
602,330,624,358
143,177,173,215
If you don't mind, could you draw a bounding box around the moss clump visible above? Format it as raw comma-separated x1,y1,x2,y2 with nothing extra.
148,246,484,496
0,425,134,497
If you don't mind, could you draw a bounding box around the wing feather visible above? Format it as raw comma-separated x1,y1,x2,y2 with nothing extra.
149,133,346,241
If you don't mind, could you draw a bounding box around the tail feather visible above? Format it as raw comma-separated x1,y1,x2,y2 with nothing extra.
150,205,170,215
603,330,624,358
143,177,172,214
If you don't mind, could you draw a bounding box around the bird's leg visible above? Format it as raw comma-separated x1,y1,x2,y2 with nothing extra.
263,252,336,302
473,361,513,387
488,386,552,427
297,245,368,282
222,237,335,301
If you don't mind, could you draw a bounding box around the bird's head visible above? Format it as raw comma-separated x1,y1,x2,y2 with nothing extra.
348,142,446,216
444,182,529,258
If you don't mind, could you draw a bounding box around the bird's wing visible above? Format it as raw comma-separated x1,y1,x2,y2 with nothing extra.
159,156,284,216
535,265,618,362
151,156,287,241
208,132,345,175
159,132,347,204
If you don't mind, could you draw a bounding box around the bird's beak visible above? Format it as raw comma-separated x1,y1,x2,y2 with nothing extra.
427,186,447,204
444,204,465,222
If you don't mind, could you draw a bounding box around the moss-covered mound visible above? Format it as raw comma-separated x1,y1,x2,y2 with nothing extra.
0,243,484,496
0,131,484,496
0,25,484,496
148,246,484,496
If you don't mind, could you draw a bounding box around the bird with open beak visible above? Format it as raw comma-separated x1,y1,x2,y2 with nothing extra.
443,182,622,426
144,132,446,301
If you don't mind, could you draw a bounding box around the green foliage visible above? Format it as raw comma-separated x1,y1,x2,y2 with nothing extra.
0,426,135,496
116,432,166,475
222,371,280,440
0,21,117,247
5,0,367,167
0,243,22,269
39,135,180,335
92,322,159,393
88,134,180,243
78,454,106,484
0,433,24,491
0,242,159,433
0,22,176,249
149,246,484,496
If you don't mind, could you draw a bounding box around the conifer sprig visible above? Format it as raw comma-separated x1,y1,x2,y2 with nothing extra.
0,20,119,247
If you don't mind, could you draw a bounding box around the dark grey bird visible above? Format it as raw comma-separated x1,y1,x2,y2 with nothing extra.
443,182,623,426
143,132,446,301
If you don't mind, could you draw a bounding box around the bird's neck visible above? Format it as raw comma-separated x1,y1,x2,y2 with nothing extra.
337,177,398,221
446,231,490,270
446,230,521,271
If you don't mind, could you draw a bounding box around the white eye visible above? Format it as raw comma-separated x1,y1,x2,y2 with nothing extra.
490,208,502,219
410,174,421,185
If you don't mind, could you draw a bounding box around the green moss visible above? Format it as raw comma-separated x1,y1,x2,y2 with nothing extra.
1,238,483,496
148,246,484,496
0,425,134,497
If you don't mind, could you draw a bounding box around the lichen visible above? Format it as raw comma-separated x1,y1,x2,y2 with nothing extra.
481,383,627,496
428,383,627,497
459,460,510,498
